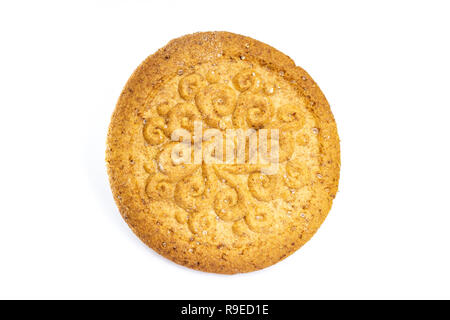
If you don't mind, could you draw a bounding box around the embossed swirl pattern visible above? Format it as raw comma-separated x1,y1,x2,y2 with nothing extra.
143,69,312,237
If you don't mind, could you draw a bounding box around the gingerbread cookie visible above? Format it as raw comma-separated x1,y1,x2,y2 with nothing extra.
106,32,340,274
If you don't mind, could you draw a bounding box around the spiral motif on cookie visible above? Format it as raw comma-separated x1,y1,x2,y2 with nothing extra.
213,186,247,222
178,73,206,100
174,171,206,212
212,166,250,221
233,92,274,129
247,172,280,201
277,104,305,130
156,142,199,181
155,101,173,116
195,83,236,129
233,70,262,92
284,160,311,189
245,207,274,233
143,117,167,145
145,173,174,200
188,211,217,236
165,102,202,135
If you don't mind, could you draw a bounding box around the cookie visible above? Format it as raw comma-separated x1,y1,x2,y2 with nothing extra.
106,31,340,274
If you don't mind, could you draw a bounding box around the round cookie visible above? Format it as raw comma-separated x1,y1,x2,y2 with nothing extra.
106,31,340,274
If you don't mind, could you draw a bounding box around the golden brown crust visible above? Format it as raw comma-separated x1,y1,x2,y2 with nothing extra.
106,31,340,274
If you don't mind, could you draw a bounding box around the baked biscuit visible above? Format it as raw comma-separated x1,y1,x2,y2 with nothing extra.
106,31,340,274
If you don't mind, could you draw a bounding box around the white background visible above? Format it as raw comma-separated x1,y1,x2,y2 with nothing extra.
1,0,449,299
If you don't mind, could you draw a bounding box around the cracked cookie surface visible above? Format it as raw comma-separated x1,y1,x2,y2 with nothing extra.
106,31,340,274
